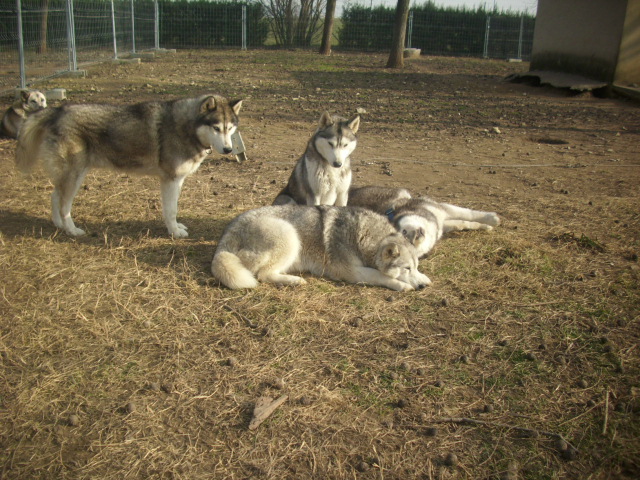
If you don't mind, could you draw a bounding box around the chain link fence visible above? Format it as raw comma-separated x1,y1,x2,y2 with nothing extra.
0,0,535,95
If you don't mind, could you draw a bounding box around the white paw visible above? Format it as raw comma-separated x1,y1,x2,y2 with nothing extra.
393,281,415,292
67,226,86,236
484,213,501,227
168,225,189,238
479,224,494,231
177,222,188,231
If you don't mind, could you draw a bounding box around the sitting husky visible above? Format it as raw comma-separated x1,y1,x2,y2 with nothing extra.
348,186,500,258
273,112,360,206
16,94,242,237
211,205,431,291
0,89,47,138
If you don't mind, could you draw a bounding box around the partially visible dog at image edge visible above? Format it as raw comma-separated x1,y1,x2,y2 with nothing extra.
0,89,47,139
273,111,360,206
211,204,431,291
15,94,242,237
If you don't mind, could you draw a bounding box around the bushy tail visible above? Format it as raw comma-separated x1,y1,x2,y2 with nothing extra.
211,251,259,289
15,113,47,173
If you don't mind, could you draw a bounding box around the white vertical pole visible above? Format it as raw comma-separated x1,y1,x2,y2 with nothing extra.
241,4,247,50
130,0,136,53
406,10,413,48
66,0,77,71
517,15,524,60
483,15,490,59
16,0,26,88
154,0,159,50
111,0,118,59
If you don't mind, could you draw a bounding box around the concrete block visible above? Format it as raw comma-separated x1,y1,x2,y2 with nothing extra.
45,88,67,101
403,48,421,59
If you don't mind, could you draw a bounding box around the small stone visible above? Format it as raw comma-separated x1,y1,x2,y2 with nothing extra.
148,382,161,392
357,461,370,472
498,339,509,347
227,357,239,367
444,452,459,467
586,399,597,408
272,378,285,390
562,447,578,461
459,354,470,364
299,396,312,406
351,317,362,327
556,438,568,451
400,362,411,371
389,371,399,381
416,367,426,376
142,320,152,328
434,380,444,388
524,352,537,361
161,382,174,393
483,404,494,413
440,297,449,307
68,414,79,427
425,427,438,437
397,398,408,408
577,379,588,388
125,402,136,414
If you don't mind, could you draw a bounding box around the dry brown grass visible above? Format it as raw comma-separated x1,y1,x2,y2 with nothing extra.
1,50,639,479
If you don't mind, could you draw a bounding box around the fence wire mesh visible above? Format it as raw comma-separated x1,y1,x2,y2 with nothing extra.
0,0,535,95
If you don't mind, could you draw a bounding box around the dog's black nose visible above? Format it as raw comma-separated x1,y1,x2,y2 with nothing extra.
416,284,426,290
333,162,342,168
223,147,232,154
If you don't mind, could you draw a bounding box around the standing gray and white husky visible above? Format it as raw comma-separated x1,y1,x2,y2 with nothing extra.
273,112,360,206
0,89,47,138
348,186,500,258
16,94,242,237
211,205,431,291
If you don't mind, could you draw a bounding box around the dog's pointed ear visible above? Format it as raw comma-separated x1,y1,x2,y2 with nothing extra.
348,115,360,133
200,96,217,114
230,99,243,116
384,243,400,260
418,227,425,238
319,111,333,128
20,89,30,102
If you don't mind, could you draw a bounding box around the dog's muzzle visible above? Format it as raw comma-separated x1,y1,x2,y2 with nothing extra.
223,147,232,155
332,161,342,168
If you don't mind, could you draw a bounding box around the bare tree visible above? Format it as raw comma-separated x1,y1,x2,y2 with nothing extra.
319,0,336,55
37,0,50,54
386,0,411,68
261,0,326,47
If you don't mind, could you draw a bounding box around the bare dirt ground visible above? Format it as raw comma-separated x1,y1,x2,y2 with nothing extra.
1,50,639,479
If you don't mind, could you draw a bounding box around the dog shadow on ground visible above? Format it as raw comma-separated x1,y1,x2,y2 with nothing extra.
0,209,229,279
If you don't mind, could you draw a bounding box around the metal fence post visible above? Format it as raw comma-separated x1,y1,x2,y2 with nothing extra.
241,4,247,50
65,0,77,71
517,15,523,60
16,0,26,88
154,0,159,50
406,10,413,48
483,15,490,59
130,0,136,53
111,0,118,59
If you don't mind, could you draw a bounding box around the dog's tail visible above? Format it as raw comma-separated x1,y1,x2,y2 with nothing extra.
211,251,259,289
15,111,48,173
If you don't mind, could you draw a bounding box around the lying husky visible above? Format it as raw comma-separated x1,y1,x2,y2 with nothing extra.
16,94,242,237
273,112,359,206
0,89,47,138
348,186,500,258
211,205,431,291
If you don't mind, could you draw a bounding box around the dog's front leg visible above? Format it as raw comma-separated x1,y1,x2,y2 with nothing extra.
343,266,414,291
160,176,188,238
335,190,348,207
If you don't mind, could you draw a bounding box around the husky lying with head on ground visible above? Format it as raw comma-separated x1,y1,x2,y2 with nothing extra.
273,112,360,206
348,186,500,258
211,205,431,291
0,89,47,138
16,94,242,237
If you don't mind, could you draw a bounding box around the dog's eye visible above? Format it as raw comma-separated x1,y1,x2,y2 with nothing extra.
402,229,407,235
212,126,221,132
405,267,412,271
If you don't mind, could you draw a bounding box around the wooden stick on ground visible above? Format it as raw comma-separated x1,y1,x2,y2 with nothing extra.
249,395,288,430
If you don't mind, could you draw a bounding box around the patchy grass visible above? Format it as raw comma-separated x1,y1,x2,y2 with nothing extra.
1,49,639,479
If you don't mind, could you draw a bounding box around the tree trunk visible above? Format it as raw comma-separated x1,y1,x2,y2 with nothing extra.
37,0,50,54
386,0,410,68
319,0,336,55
